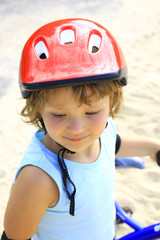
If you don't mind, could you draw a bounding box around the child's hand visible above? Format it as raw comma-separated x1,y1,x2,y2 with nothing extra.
150,150,160,166
150,153,158,163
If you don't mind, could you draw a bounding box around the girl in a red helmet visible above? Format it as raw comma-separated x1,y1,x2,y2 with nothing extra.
1,19,160,240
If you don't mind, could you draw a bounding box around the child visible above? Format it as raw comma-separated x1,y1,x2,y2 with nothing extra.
1,18,160,240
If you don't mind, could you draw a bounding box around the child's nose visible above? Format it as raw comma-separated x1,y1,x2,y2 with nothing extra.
67,117,85,134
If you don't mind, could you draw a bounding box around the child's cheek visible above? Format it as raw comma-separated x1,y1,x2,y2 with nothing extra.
45,115,64,129
88,114,108,129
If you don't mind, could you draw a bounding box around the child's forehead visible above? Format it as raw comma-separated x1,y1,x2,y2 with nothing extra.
46,87,75,102
44,88,109,110
45,86,98,103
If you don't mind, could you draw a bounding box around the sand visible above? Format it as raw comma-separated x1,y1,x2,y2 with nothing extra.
0,0,160,238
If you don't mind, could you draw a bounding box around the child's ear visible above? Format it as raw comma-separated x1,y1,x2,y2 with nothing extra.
119,88,122,95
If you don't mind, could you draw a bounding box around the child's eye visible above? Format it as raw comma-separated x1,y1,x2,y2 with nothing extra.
86,111,99,116
52,113,66,117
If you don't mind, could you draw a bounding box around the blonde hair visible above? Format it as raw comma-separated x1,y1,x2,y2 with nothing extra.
20,81,123,130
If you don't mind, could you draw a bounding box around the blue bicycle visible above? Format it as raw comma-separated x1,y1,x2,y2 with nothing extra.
115,155,160,240
116,201,160,240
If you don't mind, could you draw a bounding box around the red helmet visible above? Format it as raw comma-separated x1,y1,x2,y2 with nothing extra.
19,18,127,98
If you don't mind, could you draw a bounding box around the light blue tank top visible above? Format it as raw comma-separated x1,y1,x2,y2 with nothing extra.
15,117,116,240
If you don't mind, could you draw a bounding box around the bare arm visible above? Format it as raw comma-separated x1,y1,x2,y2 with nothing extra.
4,166,59,240
116,136,160,162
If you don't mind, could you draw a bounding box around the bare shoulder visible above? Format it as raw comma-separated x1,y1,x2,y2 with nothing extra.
14,165,59,207
4,165,59,239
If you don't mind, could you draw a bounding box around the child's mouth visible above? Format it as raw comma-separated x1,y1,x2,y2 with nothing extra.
64,136,87,142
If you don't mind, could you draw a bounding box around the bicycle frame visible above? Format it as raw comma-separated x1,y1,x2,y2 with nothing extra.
116,201,160,240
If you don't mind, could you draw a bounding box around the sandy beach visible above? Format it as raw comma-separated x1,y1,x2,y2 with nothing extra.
0,0,160,238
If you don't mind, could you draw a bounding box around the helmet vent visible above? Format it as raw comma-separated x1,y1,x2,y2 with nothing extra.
35,41,49,59
88,34,101,53
60,29,75,45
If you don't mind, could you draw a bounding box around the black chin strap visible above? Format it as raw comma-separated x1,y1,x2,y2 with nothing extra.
57,148,76,216
39,118,77,216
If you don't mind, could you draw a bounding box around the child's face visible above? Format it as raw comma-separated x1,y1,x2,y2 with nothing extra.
40,87,110,154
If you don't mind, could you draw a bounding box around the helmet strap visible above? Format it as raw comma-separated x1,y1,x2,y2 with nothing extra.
39,118,76,215
39,118,47,133
57,147,76,216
